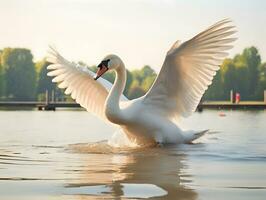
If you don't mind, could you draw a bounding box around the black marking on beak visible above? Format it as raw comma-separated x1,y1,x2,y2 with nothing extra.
94,59,110,80
97,59,110,69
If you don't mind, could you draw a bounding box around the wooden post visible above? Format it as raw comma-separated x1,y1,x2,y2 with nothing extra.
45,90,49,105
51,90,55,103
230,90,234,103
44,90,55,111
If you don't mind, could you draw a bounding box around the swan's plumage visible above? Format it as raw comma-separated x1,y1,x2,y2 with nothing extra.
143,19,236,118
47,47,127,121
47,19,236,145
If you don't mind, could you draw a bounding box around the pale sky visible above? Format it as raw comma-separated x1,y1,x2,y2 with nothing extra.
0,0,265,71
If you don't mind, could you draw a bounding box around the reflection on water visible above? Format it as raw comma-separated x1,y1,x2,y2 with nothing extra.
64,143,197,199
0,143,197,199
0,110,266,199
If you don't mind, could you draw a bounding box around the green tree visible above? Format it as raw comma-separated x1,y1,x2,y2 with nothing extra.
242,47,261,99
141,74,156,92
128,86,146,99
133,65,155,83
0,50,5,97
1,48,36,100
220,58,237,100
204,71,224,100
128,79,140,99
124,69,133,97
235,67,249,99
255,62,266,100
36,60,57,97
141,65,156,78
259,62,266,78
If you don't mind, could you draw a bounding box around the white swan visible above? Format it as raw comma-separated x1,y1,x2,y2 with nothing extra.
47,19,236,146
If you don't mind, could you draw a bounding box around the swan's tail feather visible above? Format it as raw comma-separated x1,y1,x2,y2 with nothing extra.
184,129,209,144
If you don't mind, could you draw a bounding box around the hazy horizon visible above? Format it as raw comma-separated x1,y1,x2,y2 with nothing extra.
0,0,266,71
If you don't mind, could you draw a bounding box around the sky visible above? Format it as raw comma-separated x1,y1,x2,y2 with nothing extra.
0,0,265,71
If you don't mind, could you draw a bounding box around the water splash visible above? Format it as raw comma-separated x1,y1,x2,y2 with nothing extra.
68,129,143,154
107,129,140,148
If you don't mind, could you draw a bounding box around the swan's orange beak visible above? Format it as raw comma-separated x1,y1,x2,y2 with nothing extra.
94,64,108,80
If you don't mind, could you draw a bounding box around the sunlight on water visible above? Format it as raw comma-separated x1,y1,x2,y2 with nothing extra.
0,110,266,199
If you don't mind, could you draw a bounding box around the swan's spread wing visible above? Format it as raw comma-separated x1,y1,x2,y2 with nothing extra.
46,47,127,120
143,19,236,118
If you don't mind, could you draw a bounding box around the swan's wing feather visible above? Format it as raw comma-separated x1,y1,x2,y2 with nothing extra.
46,47,127,120
143,19,236,118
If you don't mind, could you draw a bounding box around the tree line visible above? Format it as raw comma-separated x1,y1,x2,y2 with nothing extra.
0,46,265,101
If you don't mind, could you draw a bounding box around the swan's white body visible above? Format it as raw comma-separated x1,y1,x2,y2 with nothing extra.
47,19,236,145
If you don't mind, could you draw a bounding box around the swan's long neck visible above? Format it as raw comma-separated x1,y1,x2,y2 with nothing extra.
105,61,127,124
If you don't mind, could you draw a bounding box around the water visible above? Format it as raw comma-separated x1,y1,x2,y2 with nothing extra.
0,109,266,199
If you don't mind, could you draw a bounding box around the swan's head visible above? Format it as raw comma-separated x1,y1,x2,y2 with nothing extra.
94,54,122,80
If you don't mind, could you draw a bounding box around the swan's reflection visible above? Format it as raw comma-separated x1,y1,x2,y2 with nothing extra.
64,145,197,200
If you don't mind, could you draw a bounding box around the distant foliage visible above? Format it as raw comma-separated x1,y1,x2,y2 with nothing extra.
0,48,36,100
0,46,265,101
128,86,146,99
203,46,264,101
127,65,156,99
36,60,58,101
0,50,5,97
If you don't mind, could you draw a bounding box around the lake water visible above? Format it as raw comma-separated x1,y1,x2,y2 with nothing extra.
0,109,266,200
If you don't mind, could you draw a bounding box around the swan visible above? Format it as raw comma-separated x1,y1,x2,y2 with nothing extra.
47,19,236,146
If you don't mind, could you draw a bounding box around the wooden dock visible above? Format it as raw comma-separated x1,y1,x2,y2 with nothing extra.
0,101,266,111
198,101,266,110
0,101,80,110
